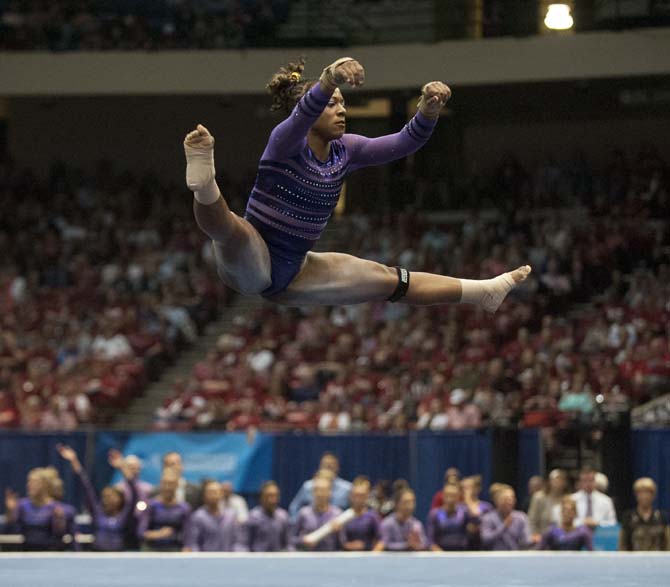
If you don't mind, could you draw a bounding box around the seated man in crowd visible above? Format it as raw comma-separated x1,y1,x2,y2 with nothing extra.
340,477,380,551
289,452,351,519
242,481,291,552
620,477,669,551
292,471,342,551
572,466,617,529
540,496,593,551
374,488,428,552
183,481,239,552
138,469,191,552
481,485,533,550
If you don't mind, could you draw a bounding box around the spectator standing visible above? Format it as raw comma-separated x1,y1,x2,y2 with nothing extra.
288,453,351,518
619,478,669,551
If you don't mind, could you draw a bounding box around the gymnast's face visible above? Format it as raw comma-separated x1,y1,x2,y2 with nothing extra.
561,500,577,526
311,88,347,141
312,478,332,509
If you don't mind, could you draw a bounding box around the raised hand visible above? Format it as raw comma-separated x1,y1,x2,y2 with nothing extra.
417,81,452,119
108,448,124,470
320,58,365,89
57,444,82,473
4,488,18,513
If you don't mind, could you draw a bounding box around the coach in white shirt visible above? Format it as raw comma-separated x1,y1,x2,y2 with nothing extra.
572,467,617,529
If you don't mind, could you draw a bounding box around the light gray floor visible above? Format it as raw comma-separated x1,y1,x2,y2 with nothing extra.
1,553,669,587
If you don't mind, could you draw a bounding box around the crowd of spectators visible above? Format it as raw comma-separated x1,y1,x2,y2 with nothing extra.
0,0,291,51
155,146,670,433
0,155,228,428
2,451,668,552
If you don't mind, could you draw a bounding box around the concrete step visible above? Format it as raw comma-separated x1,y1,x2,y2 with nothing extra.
112,294,266,430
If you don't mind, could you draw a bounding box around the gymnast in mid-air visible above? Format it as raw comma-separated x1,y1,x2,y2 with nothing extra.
183,56,530,309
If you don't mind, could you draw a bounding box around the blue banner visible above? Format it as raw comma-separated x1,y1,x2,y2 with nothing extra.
96,432,274,494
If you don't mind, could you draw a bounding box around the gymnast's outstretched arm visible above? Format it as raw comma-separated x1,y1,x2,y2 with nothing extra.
343,81,451,171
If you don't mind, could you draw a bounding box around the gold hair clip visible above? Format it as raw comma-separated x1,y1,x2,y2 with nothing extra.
290,71,302,82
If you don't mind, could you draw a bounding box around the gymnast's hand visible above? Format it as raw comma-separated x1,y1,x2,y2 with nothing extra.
417,81,451,119
320,58,365,90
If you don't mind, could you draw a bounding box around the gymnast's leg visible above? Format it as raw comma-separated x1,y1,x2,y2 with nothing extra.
184,124,272,295
269,251,531,311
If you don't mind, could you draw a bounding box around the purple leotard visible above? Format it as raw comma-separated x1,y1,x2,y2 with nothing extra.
540,524,593,551
10,498,77,551
77,470,138,551
244,83,437,297
426,505,476,551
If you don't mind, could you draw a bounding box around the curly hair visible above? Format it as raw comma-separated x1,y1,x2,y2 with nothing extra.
266,56,317,114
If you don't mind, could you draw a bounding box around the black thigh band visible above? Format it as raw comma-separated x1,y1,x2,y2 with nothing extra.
387,266,410,303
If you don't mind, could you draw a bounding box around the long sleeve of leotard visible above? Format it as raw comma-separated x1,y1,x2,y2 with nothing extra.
343,111,438,173
263,83,335,159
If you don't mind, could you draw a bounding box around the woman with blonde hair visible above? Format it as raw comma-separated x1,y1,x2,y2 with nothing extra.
620,477,669,551
4,467,76,550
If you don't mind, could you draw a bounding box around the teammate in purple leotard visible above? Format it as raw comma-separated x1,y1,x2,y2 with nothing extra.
339,478,380,551
56,444,139,551
137,469,192,552
241,481,291,552
540,496,593,551
427,483,480,551
184,57,530,309
4,467,76,551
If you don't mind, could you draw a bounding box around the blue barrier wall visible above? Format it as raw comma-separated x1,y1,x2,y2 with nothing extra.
632,429,670,511
517,428,543,506
0,430,576,519
414,431,493,521
0,432,89,513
